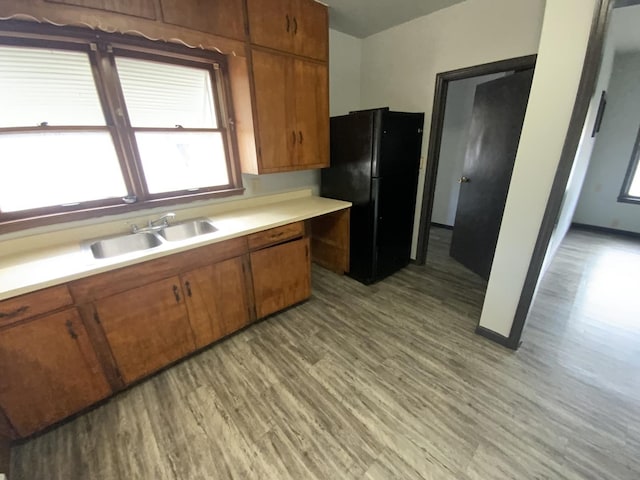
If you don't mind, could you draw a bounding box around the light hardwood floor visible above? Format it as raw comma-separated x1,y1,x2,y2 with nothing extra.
10,227,640,479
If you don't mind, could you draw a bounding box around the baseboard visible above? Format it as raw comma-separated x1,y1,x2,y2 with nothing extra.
430,222,453,230
475,326,516,350
571,222,640,239
0,436,9,478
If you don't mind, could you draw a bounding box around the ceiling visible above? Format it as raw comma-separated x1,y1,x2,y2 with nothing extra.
321,0,466,38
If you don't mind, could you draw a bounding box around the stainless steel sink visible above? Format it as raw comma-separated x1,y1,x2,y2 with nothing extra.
89,232,163,259
158,219,218,242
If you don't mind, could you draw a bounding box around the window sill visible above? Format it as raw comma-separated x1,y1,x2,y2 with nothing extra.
617,195,640,205
0,187,245,235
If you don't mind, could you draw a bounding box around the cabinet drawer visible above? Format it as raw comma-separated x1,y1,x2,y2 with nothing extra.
248,222,305,250
0,285,73,329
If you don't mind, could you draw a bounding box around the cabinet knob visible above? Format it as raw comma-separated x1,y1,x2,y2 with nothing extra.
173,285,181,303
66,320,78,340
292,130,297,145
0,305,28,319
458,176,470,184
185,281,192,298
293,17,298,35
298,131,303,144
286,14,290,33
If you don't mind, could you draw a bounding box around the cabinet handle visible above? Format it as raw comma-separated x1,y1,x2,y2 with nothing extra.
292,130,297,145
185,281,192,298
286,14,290,33
0,305,28,319
173,285,181,303
65,319,78,340
298,131,303,144
293,17,298,35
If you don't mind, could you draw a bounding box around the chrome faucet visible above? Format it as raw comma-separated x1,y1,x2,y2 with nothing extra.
131,212,176,233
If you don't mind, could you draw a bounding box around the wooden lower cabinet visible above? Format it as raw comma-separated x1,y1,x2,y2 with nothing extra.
251,237,311,318
0,218,334,438
95,276,196,385
182,256,253,349
0,308,111,437
310,209,350,274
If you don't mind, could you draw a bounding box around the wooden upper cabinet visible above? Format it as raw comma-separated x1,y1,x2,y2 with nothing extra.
182,256,252,349
251,237,311,318
293,58,329,168
248,49,328,173
247,0,328,61
251,49,296,172
246,0,295,54
0,308,111,437
95,277,196,385
44,0,157,19
159,0,246,40
293,0,328,61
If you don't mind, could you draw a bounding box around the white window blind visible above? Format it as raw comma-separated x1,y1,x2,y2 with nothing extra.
0,45,106,127
0,132,127,212
115,57,218,128
136,131,228,193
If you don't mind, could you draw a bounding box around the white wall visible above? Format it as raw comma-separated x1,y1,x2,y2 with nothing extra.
432,73,506,226
479,0,600,337
329,29,362,116
544,30,616,265
572,50,640,233
359,0,546,258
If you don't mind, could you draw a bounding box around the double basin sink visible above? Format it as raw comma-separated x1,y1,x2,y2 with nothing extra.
87,219,217,260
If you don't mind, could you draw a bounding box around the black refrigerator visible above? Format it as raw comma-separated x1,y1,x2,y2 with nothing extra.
321,108,425,285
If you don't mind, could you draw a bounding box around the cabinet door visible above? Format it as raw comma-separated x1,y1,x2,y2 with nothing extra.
182,256,251,349
293,58,329,168
251,237,311,318
292,0,328,61
247,0,295,54
96,277,196,384
160,0,245,40
44,0,157,19
251,49,296,172
0,308,111,437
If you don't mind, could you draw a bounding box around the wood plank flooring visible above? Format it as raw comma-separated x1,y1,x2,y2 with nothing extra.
9,227,640,479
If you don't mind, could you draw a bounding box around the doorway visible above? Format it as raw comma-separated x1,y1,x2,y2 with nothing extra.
414,55,537,273
519,0,640,349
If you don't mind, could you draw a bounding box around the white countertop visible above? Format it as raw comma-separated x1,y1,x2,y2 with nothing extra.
0,194,351,301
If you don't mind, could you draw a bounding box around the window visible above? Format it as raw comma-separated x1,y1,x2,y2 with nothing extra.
619,123,640,204
0,29,241,232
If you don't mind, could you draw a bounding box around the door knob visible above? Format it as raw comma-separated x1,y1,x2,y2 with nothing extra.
458,176,470,183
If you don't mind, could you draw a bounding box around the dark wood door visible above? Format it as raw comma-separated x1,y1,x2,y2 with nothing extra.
450,69,534,280
251,237,311,318
182,256,252,349
96,277,196,384
0,308,111,437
